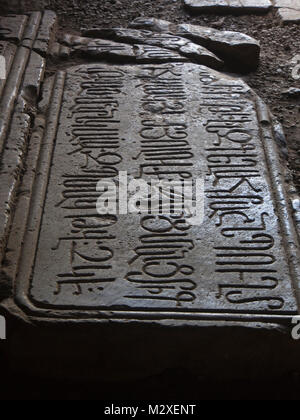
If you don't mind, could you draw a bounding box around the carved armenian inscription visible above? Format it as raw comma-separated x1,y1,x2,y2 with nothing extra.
28,63,298,314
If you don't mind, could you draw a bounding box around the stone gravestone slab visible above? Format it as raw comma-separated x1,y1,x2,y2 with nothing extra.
275,0,300,23
4,63,300,380
1,12,300,381
10,63,300,316
184,0,300,23
184,0,273,14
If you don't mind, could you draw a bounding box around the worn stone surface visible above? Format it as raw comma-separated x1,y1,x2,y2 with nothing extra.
49,42,72,60
33,10,58,56
21,12,43,49
1,11,300,381
184,0,273,14
4,61,299,318
61,33,189,63
0,13,48,262
183,0,300,23
275,0,300,22
0,41,16,97
129,18,172,33
282,87,300,96
0,15,28,42
81,28,224,69
278,8,300,22
130,17,260,72
2,59,300,380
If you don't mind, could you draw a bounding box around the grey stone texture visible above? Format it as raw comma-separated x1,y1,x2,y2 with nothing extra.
275,0,300,23
61,33,190,64
184,0,273,14
130,18,260,72
0,12,51,264
81,28,224,69
0,15,28,42
33,10,58,56
184,0,300,23
63,32,224,68
1,11,300,380
283,87,300,96
0,12,262,266
12,62,299,316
